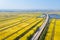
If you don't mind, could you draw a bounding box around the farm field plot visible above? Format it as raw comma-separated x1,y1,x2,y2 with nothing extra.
0,13,45,40
54,19,60,40
45,19,60,40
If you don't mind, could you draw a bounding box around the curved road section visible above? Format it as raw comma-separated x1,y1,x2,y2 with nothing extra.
31,14,49,40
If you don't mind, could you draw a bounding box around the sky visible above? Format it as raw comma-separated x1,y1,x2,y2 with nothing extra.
0,0,60,10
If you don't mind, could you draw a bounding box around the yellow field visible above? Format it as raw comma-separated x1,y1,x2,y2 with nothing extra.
45,19,60,40
0,13,44,40
54,19,60,40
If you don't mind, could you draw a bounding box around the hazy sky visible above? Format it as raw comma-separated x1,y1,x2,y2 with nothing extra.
0,0,60,10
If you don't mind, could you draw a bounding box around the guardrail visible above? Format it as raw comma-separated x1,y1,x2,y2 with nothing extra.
31,14,49,40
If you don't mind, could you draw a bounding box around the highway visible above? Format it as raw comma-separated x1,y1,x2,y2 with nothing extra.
31,14,49,40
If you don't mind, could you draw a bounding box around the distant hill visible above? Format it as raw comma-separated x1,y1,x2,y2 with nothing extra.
0,9,60,12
